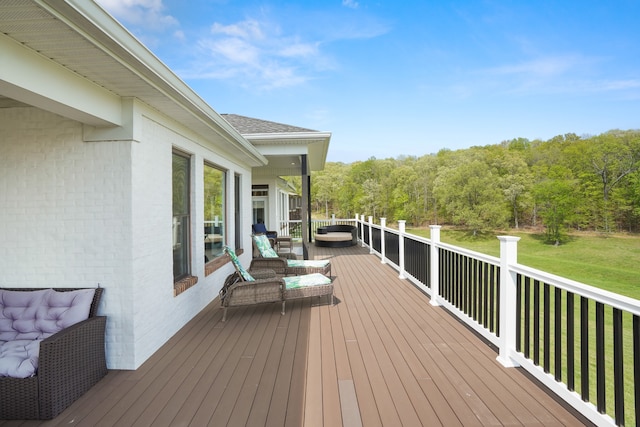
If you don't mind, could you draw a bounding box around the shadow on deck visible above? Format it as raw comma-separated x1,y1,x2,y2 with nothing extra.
0,244,592,426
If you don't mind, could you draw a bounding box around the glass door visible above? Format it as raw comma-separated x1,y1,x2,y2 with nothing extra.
252,197,268,227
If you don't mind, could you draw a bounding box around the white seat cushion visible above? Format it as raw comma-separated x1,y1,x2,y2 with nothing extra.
314,232,353,242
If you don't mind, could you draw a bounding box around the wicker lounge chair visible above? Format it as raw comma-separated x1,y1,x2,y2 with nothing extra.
250,235,331,277
251,233,296,260
221,247,334,321
252,223,292,252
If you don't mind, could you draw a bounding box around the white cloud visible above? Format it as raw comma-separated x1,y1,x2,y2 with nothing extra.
597,79,640,91
342,0,360,10
98,2,388,91
97,0,179,32
279,42,319,58
211,19,265,40
488,55,583,78
179,18,329,90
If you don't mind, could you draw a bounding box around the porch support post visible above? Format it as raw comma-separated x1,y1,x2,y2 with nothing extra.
398,220,406,279
497,236,521,368
301,154,309,260
360,214,366,247
380,218,386,264
355,213,360,243
368,216,374,254
429,225,441,306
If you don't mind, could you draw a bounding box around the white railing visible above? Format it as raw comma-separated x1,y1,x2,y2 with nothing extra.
278,215,358,240
355,214,640,427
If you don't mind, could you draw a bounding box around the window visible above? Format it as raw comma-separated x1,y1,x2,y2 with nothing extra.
172,152,191,282
204,163,226,262
252,184,268,197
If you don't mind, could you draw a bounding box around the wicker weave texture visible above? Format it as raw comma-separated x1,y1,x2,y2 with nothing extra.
0,288,107,420
224,281,284,307
285,263,331,277
249,258,288,275
284,283,334,300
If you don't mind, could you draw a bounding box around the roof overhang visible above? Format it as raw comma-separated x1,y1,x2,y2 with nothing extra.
246,132,332,178
0,0,267,167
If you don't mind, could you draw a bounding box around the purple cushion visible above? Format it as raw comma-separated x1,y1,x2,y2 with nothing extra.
0,289,95,341
0,339,40,378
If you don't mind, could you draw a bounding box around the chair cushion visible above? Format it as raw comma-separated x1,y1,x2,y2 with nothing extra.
224,246,255,281
0,289,95,341
0,339,40,378
286,260,330,268
253,234,279,258
283,273,332,289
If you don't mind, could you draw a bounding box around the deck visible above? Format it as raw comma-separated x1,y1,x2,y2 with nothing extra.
0,244,591,426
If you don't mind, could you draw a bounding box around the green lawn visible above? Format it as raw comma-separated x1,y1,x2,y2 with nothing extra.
407,228,640,300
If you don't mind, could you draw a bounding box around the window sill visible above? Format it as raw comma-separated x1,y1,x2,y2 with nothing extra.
174,275,198,296
204,248,243,276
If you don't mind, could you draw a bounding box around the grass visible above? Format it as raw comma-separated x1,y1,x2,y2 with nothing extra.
407,228,640,300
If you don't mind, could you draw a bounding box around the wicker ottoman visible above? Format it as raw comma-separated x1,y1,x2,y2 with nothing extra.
285,259,331,277
283,273,334,304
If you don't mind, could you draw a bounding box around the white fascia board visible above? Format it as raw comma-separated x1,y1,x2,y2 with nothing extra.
0,33,121,126
36,0,266,166
246,132,332,141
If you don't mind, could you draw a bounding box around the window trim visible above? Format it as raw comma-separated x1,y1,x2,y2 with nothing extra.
172,149,197,295
203,161,228,276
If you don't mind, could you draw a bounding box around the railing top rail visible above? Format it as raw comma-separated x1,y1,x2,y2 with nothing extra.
402,233,431,245
511,263,640,315
436,241,500,266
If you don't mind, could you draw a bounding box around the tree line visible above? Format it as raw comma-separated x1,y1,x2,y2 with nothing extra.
309,129,640,243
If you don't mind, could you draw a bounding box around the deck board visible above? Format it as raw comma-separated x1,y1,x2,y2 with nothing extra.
0,244,592,427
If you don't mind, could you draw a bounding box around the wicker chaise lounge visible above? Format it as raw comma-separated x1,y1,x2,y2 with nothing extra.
250,234,332,277
0,287,107,420
220,247,334,321
252,223,292,252
251,233,296,260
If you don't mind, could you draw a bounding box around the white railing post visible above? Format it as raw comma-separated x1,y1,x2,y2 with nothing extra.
398,220,406,279
430,225,441,306
331,214,336,225
497,236,521,368
380,218,386,264
368,216,374,254
360,215,366,247
354,213,359,242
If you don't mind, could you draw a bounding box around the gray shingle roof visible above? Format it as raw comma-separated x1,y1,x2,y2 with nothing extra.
222,114,317,135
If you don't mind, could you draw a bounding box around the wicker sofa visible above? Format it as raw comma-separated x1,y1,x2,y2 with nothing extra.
0,287,107,420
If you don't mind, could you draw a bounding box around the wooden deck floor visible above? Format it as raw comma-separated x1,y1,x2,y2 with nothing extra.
1,244,591,426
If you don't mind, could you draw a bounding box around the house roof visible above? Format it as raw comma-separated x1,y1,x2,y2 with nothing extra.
222,114,332,177
222,114,317,134
0,0,267,167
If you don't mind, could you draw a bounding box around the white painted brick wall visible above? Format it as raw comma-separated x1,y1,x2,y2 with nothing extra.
1,106,253,369
0,106,136,368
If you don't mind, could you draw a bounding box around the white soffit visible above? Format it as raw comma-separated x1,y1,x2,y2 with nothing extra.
0,0,267,167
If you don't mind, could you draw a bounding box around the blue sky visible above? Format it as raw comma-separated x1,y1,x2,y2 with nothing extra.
96,0,640,163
